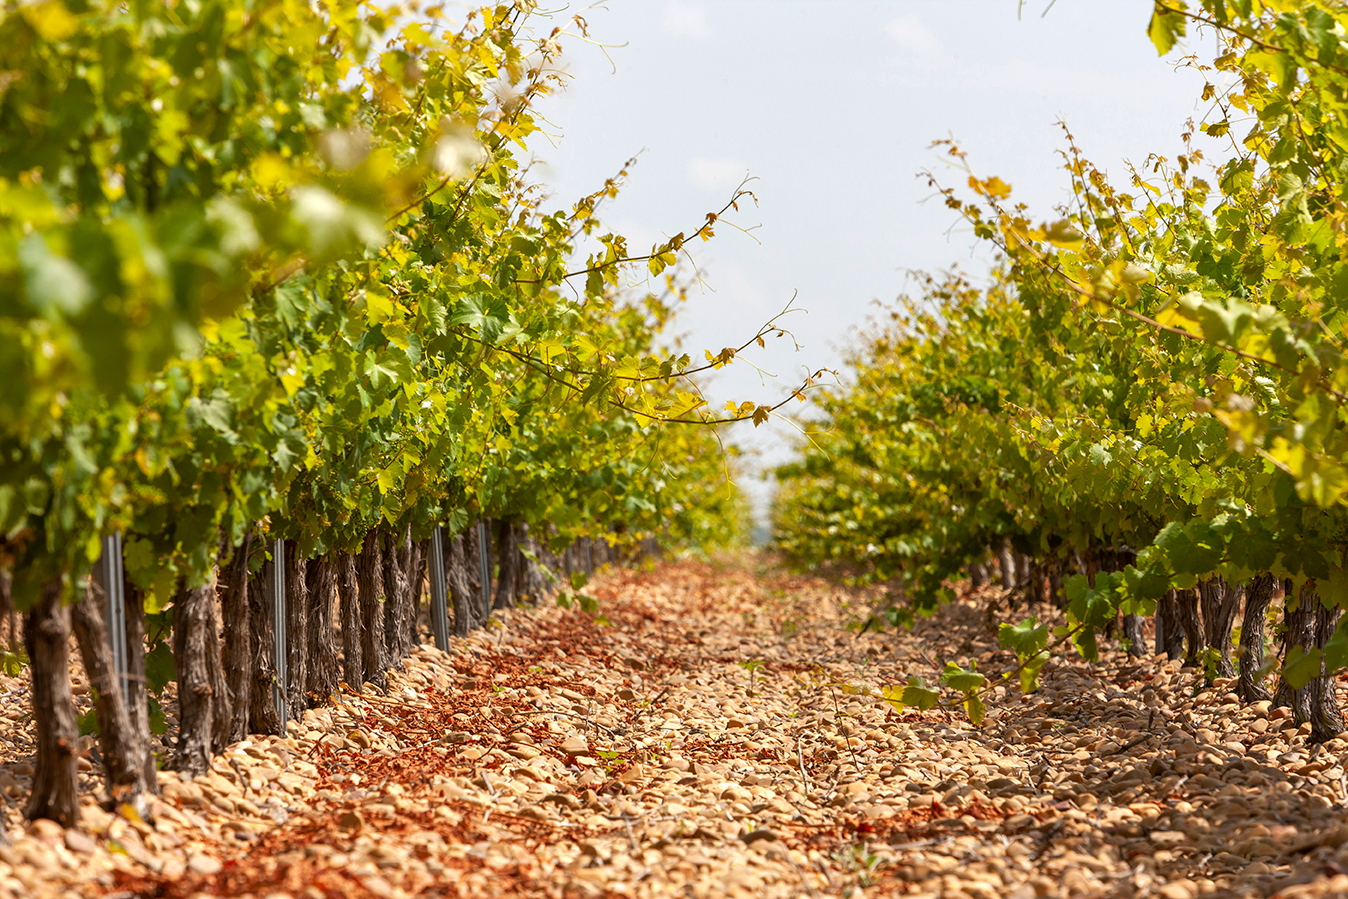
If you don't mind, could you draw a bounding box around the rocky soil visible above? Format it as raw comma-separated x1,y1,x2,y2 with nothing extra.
1,556,1348,897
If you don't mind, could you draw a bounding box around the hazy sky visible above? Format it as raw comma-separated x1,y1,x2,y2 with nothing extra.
524,1,1222,519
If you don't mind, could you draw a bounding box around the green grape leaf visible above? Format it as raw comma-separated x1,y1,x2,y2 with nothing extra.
1017,651,1049,694
1122,565,1170,603
964,691,986,726
942,661,986,693
882,677,939,713
1147,3,1186,56
147,696,167,736
144,641,177,694
1283,646,1323,691
999,617,1047,655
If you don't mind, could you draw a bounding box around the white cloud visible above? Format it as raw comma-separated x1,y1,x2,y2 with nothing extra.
688,157,746,190
664,1,710,39
886,14,944,62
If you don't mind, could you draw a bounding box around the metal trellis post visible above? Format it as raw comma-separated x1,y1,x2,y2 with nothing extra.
429,526,450,651
97,533,130,707
477,521,492,623
271,538,288,733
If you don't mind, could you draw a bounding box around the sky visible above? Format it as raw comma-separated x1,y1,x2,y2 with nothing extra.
521,1,1224,525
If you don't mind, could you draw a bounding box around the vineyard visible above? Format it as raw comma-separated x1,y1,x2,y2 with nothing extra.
7,0,1348,898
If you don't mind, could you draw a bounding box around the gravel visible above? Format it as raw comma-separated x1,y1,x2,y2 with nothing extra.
0,556,1345,897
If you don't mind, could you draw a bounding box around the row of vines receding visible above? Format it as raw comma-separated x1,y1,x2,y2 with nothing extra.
773,1,1348,735
0,0,781,828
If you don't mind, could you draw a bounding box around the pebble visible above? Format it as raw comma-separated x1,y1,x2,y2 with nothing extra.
62,832,96,855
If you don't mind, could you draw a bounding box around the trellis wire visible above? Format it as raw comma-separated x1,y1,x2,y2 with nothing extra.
429,526,451,651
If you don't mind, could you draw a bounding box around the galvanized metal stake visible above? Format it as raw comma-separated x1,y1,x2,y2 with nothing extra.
429,526,450,651
477,521,492,622
97,533,130,707
271,538,288,733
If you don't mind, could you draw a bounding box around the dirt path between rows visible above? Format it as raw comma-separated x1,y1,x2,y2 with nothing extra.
7,556,1348,898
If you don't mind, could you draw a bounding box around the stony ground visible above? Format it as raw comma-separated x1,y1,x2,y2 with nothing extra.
3,556,1348,897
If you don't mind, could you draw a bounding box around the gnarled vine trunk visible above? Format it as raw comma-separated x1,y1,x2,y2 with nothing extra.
0,569,11,652
475,522,493,621
996,541,1017,589
221,533,252,743
448,531,481,637
493,520,518,610
1237,572,1276,702
1121,614,1147,658
71,583,153,816
518,525,553,605
26,578,79,825
284,541,309,718
1311,595,1345,743
171,572,226,777
1199,576,1242,680
247,562,281,736
336,551,362,691
357,530,387,690
1176,587,1204,668
405,538,426,649
305,555,339,702
515,530,537,605
1027,559,1047,605
122,582,158,791
1274,582,1316,724
1156,590,1185,661
381,527,412,667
